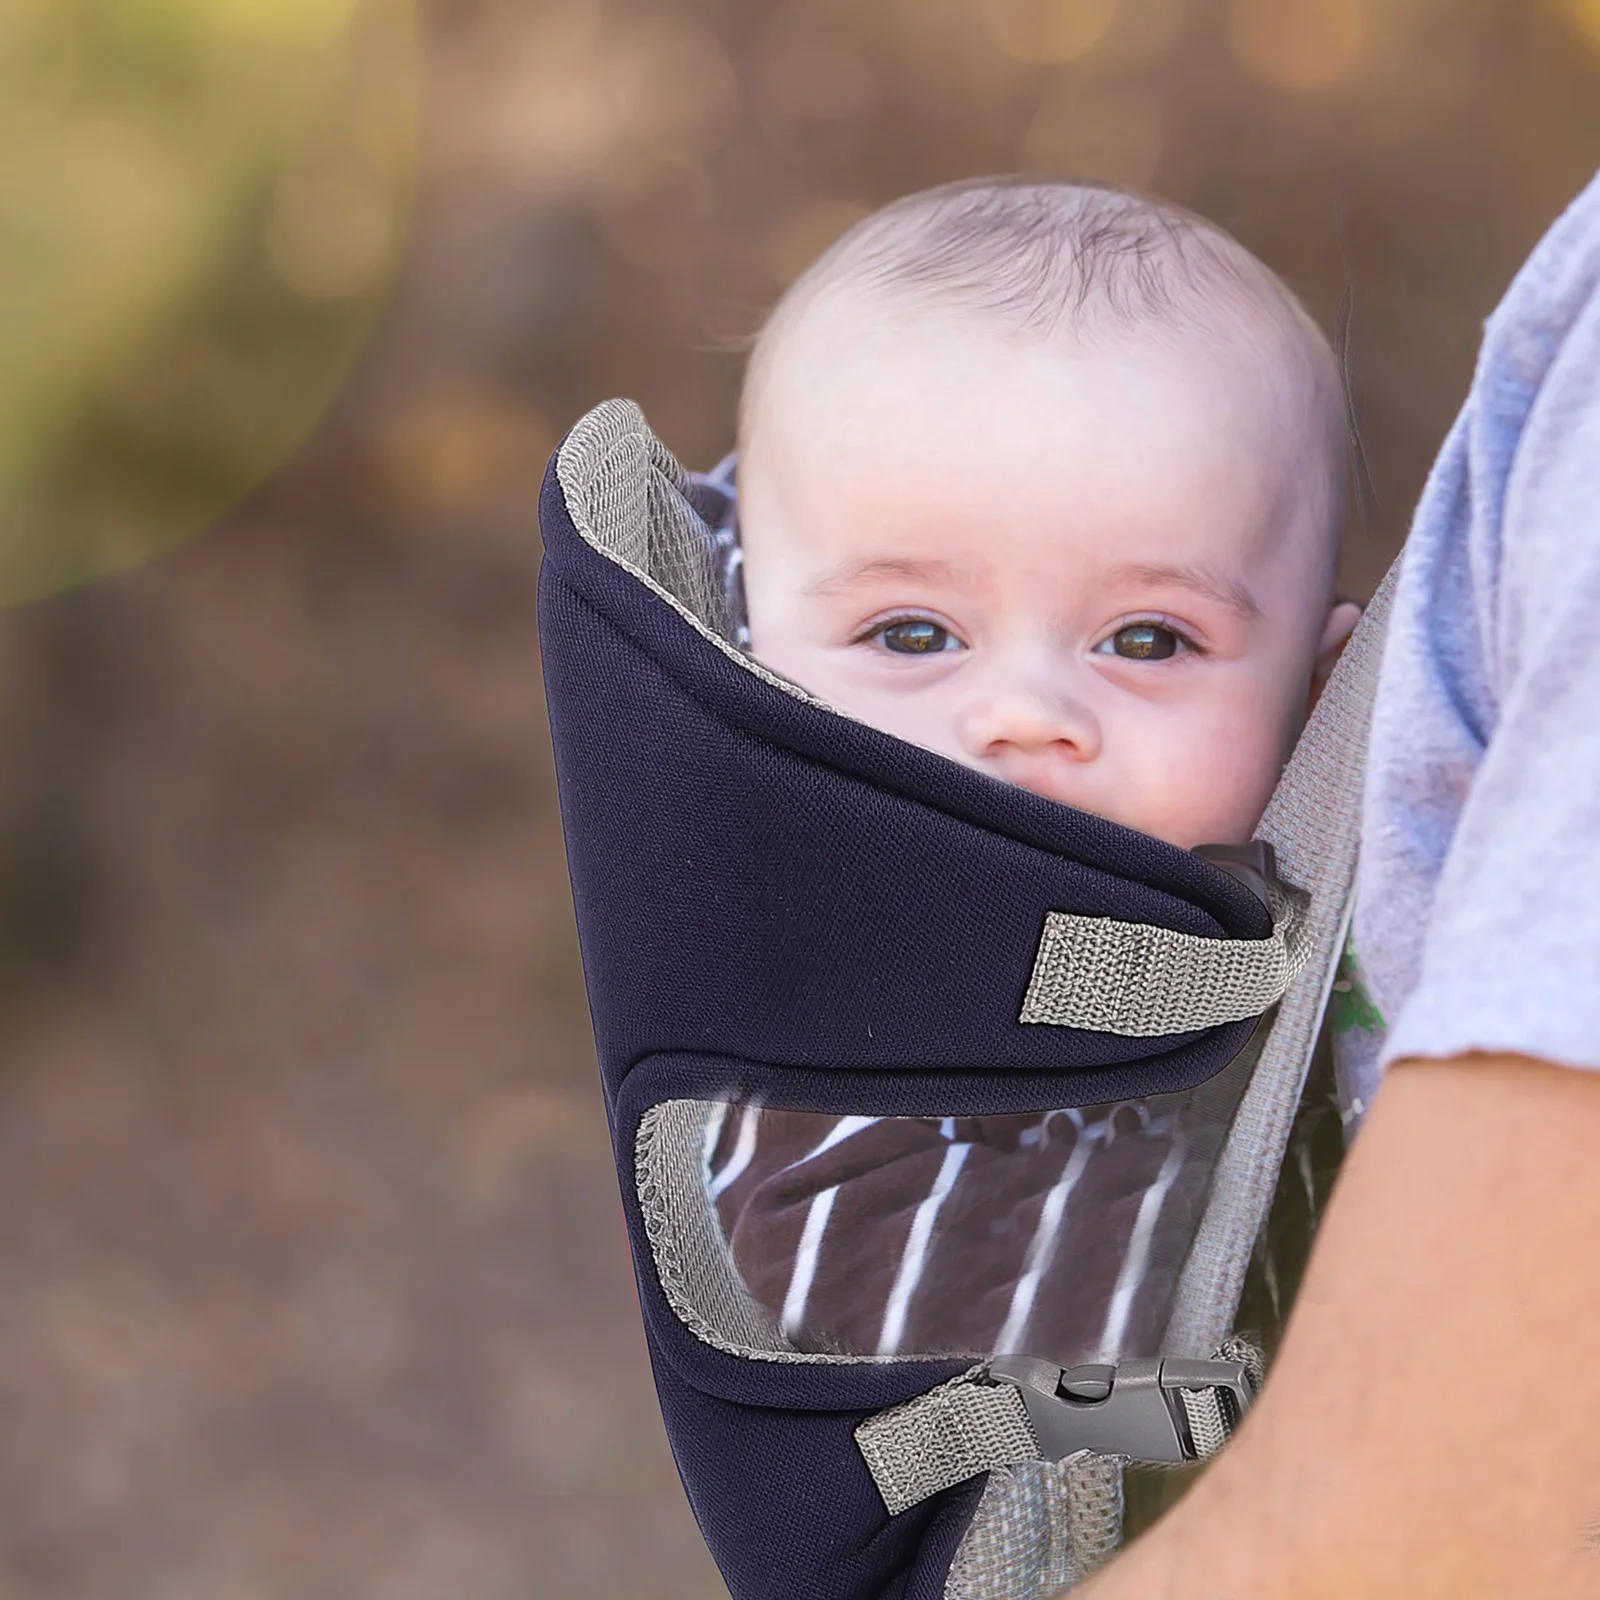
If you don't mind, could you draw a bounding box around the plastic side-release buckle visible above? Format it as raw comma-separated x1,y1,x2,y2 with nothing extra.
1193,840,1278,913
987,1354,1256,1463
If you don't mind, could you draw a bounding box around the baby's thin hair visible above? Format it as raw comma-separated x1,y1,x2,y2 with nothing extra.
746,177,1333,412
741,176,1349,575
821,177,1251,330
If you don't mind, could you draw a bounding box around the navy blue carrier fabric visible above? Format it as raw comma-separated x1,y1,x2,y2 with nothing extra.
537,448,1272,1598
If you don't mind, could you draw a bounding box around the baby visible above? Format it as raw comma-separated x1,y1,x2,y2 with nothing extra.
702,178,1360,1364
736,177,1358,849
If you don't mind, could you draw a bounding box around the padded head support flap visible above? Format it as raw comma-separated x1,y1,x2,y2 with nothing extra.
538,400,1392,1599
542,406,1272,1096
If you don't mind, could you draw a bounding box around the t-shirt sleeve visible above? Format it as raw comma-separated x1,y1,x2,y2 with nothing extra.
1366,184,1600,1076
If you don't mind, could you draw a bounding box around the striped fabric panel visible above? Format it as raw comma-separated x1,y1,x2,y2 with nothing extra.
708,1103,1214,1366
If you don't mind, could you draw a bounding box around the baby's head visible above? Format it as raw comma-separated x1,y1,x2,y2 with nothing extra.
735,179,1359,849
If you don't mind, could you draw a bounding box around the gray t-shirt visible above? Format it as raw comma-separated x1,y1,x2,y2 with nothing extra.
1335,169,1600,1126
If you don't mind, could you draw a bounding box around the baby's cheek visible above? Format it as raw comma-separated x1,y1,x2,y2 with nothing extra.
1193,744,1279,842
1141,706,1285,847
829,677,968,761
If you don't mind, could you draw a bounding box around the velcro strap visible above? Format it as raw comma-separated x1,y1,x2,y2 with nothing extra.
1019,888,1308,1036
855,1368,1041,1516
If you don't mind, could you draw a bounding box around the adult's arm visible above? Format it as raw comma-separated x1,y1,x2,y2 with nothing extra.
1071,1048,1600,1600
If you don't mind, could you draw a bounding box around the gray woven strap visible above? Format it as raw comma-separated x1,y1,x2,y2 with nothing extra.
1174,1335,1267,1460
1175,1387,1229,1459
856,1370,1041,1517
1019,886,1307,1036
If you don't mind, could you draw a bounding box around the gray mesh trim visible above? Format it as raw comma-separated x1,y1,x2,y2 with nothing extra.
635,1101,800,1360
1062,1456,1125,1581
856,1370,1041,1517
554,399,827,707
1019,884,1309,1035
636,1100,966,1365
944,1461,1082,1600
1164,557,1399,1358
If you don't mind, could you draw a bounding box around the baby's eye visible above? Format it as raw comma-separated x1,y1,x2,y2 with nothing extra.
872,619,964,654
1096,623,1183,661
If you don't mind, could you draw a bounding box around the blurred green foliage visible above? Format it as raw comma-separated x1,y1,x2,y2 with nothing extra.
0,0,415,602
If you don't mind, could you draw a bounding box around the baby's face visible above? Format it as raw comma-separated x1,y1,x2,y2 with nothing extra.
738,300,1356,849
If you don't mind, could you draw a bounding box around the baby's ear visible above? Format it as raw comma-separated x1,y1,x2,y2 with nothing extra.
1317,600,1363,673
1308,600,1363,714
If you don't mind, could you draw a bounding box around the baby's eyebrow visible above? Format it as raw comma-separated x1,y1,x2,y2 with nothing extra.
804,555,970,596
1104,561,1263,621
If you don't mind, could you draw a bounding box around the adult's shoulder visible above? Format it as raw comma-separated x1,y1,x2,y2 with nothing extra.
1478,168,1600,411
1350,168,1600,1098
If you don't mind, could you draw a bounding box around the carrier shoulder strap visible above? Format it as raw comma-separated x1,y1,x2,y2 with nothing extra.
857,557,1399,1587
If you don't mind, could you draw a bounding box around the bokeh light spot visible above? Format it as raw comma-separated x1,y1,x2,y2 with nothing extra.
1566,0,1600,51
605,16,740,162
192,0,363,47
983,0,1121,64
1228,0,1369,91
0,0,417,604
1023,79,1167,189
1089,0,1192,72
377,393,554,516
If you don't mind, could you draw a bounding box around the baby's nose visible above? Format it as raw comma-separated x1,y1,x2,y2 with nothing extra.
956,676,1102,768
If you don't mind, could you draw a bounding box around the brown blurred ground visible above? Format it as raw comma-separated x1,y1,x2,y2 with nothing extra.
0,1,1597,1596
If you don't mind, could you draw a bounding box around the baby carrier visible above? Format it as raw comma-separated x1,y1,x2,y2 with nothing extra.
538,398,1393,1599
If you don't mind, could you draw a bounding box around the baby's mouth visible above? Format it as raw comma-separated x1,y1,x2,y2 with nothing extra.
979,753,1177,843
982,756,1105,820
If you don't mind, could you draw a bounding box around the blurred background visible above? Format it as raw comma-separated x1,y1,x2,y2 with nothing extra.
0,0,1596,1595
